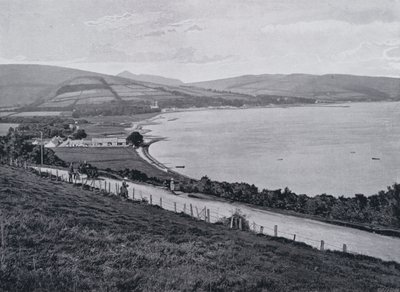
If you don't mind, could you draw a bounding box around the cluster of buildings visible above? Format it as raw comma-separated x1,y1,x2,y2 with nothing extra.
32,136,129,148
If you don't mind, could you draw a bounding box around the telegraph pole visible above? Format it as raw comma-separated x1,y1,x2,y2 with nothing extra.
40,131,43,166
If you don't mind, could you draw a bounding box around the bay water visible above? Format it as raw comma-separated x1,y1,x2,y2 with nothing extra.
145,102,400,197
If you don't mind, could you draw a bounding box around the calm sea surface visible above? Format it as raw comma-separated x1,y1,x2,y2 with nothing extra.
145,102,400,197
0,123,18,136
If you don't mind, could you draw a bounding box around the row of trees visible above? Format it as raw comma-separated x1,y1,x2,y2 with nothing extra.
157,95,316,109
72,102,160,117
179,176,400,229
2,116,77,139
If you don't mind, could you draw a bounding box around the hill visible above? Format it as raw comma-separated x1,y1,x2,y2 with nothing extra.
190,73,400,102
0,164,399,291
118,70,184,86
0,64,111,107
0,64,253,112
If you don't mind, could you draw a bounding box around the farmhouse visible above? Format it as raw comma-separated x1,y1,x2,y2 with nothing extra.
58,138,92,147
44,136,64,148
54,136,128,148
92,137,128,147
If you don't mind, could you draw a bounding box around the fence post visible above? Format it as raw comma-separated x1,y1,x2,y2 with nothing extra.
56,170,59,181
207,209,210,223
293,234,296,241
160,197,162,208
132,188,135,200
190,204,193,217
0,218,4,270
1,219,4,248
260,226,264,234
108,182,111,194
230,216,234,228
239,218,242,230
24,161,27,170
174,202,177,213
274,225,278,237
150,195,153,205
115,183,118,195
196,207,199,218
342,244,347,253
320,240,325,251
184,204,187,213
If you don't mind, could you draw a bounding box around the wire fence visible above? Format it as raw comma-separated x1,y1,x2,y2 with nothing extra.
7,158,366,257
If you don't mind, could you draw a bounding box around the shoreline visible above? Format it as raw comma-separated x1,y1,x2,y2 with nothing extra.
139,141,195,181
130,104,400,238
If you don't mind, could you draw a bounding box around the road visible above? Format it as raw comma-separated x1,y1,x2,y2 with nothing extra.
37,166,400,263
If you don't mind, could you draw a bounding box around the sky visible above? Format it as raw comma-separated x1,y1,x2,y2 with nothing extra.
0,0,399,82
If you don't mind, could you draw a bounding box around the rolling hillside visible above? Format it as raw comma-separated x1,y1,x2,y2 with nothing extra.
0,65,181,108
0,65,109,107
190,73,400,102
3,65,399,110
0,65,251,110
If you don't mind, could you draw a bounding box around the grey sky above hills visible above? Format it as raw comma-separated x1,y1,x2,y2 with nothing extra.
0,0,399,82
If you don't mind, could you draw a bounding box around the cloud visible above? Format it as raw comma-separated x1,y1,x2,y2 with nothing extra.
262,20,350,34
384,46,400,62
84,43,232,64
129,18,204,40
173,47,233,64
333,39,400,65
142,30,166,37
261,20,400,36
185,25,203,32
84,11,162,31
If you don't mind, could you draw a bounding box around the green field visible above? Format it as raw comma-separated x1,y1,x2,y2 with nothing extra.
53,147,173,180
83,113,158,138
0,165,399,291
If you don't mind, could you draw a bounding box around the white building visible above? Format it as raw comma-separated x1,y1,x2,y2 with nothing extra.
44,136,64,148
92,137,128,147
150,100,159,109
58,138,92,147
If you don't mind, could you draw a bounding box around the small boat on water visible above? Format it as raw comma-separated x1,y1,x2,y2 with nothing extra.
175,165,185,168
372,157,380,160
350,151,356,154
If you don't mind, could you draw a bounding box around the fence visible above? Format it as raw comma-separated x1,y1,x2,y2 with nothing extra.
6,158,358,256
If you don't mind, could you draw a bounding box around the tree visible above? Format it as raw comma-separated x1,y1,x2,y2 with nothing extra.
126,131,143,147
72,129,87,140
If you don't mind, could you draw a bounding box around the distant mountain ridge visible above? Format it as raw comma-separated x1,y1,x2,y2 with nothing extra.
1,65,400,109
117,71,184,86
0,65,249,111
189,73,400,102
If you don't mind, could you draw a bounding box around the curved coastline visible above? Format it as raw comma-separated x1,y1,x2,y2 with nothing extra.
131,112,195,181
138,138,400,238
131,109,400,239
140,141,194,181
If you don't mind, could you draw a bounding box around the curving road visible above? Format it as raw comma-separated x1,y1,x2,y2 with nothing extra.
37,166,400,263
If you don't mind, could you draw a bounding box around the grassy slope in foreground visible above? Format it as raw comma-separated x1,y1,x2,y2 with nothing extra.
0,166,399,291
